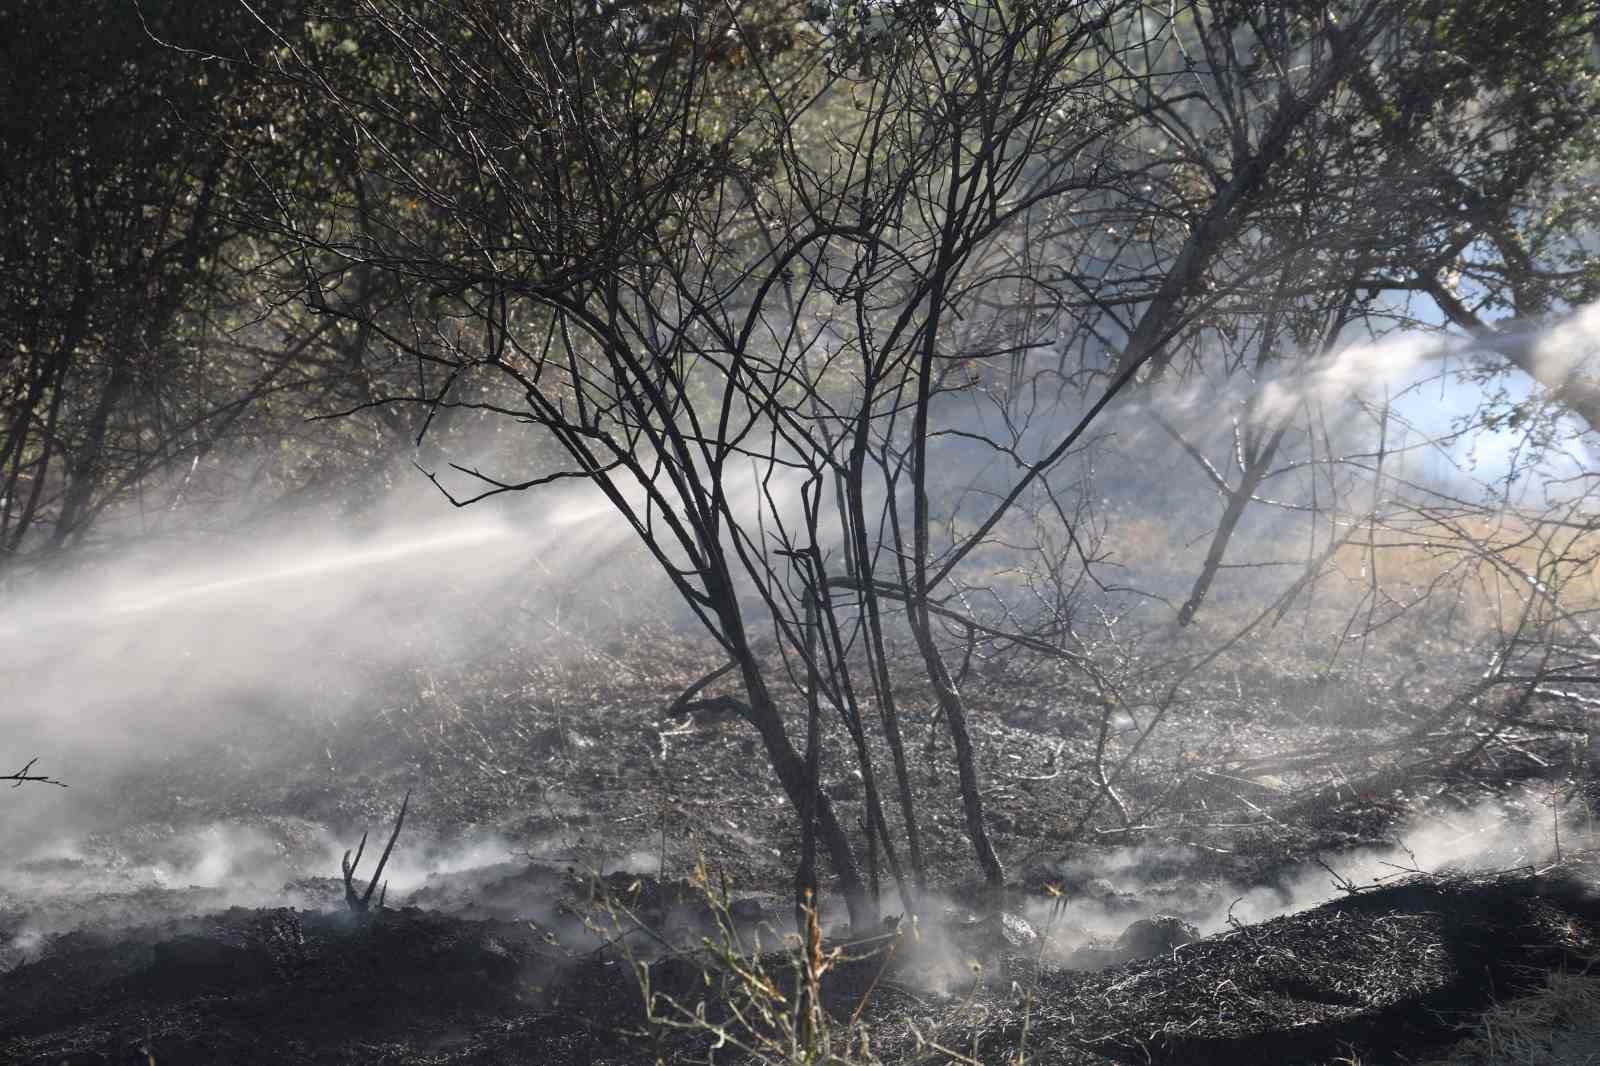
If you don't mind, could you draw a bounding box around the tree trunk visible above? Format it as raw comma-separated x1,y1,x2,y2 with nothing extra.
909,612,1004,893
736,654,872,929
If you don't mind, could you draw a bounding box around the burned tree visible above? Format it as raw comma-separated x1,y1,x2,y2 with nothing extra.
227,0,1600,922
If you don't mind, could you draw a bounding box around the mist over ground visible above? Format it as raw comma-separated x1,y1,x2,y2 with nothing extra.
4,312,1595,933
0,470,658,855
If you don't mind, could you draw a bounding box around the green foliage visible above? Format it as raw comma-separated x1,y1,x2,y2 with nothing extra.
0,0,268,569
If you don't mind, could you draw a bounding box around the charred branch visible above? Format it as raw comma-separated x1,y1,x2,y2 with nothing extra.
2,757,65,789
342,790,410,916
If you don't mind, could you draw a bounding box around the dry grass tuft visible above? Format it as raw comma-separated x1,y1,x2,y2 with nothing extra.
1419,966,1600,1066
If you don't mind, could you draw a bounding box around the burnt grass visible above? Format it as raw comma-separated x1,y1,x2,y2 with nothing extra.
4,619,1599,1065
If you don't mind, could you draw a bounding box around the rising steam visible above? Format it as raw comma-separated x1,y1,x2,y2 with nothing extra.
1,306,1597,976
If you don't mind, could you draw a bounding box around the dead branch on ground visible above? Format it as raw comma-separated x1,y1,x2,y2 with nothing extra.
4,757,65,788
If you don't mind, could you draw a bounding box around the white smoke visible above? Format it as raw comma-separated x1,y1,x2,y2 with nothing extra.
1023,786,1589,967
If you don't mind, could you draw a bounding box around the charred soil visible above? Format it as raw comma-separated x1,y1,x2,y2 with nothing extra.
4,626,1598,1065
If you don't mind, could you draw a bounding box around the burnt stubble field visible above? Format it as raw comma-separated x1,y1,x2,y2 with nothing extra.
5,575,1600,1066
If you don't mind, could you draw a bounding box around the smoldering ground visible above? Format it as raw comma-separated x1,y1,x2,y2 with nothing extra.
1015,785,1596,966
1,308,1598,1001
